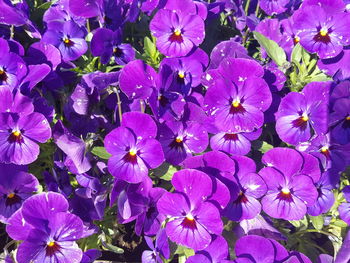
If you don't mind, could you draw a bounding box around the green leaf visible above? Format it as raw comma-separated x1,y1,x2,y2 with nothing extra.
144,36,157,58
253,31,287,68
291,43,302,64
251,140,273,154
310,215,324,230
175,245,195,258
91,147,112,160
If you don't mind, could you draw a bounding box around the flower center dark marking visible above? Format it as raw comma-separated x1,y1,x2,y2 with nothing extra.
277,188,293,202
181,215,197,230
224,133,239,141
5,192,21,206
229,100,246,114
292,114,309,130
342,116,350,129
293,36,300,45
8,130,23,144
123,150,138,164
169,136,184,151
0,69,8,82
113,47,123,57
320,146,331,159
46,241,61,256
63,37,74,47
169,29,183,43
235,191,248,204
313,29,331,44
176,71,185,85
158,94,169,107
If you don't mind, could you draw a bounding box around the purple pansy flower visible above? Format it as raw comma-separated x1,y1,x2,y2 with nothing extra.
275,81,329,145
158,119,208,165
135,187,166,236
260,0,289,15
91,28,135,65
330,97,350,145
119,59,158,100
0,38,27,88
6,192,86,263
204,58,272,133
42,21,87,61
297,133,350,173
259,148,319,220
339,186,350,225
105,112,164,183
142,229,170,263
157,169,223,251
110,176,152,224
210,128,261,156
186,235,229,263
0,164,38,223
0,112,51,165
224,155,267,221
307,171,335,216
150,9,205,57
293,5,350,59
234,235,288,262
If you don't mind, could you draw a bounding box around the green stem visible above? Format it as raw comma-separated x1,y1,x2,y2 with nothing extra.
113,87,123,123
244,0,251,15
86,18,91,33
255,0,260,17
295,229,339,240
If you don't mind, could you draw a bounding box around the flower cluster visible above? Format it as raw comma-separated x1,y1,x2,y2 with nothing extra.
0,0,350,262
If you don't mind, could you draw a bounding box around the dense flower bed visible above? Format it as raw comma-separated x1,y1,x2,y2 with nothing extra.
0,0,350,262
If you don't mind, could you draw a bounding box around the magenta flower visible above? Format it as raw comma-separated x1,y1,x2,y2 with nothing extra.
0,112,51,165
275,82,330,145
157,169,223,251
105,112,164,183
293,4,350,59
259,148,319,220
204,58,272,133
150,9,205,57
6,192,86,263
0,164,38,223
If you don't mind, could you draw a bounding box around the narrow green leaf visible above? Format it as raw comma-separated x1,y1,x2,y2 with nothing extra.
91,147,112,159
253,31,287,67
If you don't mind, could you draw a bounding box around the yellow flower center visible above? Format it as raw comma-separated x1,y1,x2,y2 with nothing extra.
281,188,290,194
174,29,181,36
47,241,55,247
12,131,21,137
346,116,350,121
301,114,309,122
232,100,240,108
320,29,328,36
129,150,137,156
175,137,183,143
0,69,4,74
178,72,185,79
321,146,329,153
7,193,15,199
294,36,300,43
186,214,194,221
63,38,70,44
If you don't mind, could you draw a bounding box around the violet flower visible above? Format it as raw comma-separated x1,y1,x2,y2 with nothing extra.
157,169,223,251
150,8,205,57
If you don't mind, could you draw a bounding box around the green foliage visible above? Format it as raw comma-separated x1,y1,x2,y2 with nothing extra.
142,36,161,68
251,140,274,154
289,44,331,91
151,162,178,181
309,215,324,230
253,31,288,70
91,146,112,160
